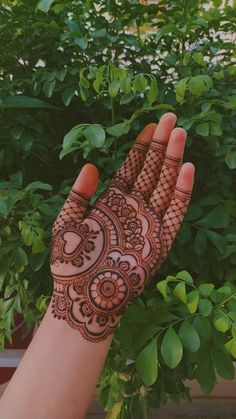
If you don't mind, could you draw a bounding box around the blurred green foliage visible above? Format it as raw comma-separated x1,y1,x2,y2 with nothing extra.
0,0,236,417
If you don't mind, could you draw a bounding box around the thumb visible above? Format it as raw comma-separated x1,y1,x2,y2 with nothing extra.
72,163,99,198
53,164,99,233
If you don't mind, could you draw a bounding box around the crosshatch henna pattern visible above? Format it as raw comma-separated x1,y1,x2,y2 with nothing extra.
50,139,192,342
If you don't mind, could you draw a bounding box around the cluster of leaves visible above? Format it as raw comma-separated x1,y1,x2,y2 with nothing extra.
0,0,235,416
0,171,68,348
99,271,236,419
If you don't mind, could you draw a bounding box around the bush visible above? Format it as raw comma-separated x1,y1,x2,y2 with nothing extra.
0,0,236,417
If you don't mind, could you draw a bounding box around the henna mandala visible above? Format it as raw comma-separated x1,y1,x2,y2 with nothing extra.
50,139,192,342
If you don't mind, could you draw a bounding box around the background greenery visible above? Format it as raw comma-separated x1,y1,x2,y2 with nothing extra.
0,0,236,417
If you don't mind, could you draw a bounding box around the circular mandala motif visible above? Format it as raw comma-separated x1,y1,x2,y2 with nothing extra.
87,270,129,312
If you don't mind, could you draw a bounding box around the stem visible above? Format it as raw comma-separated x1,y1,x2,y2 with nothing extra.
136,20,141,42
180,0,187,66
111,97,115,125
156,313,200,340
219,290,236,307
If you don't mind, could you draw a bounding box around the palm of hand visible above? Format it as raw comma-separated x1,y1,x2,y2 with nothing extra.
50,120,192,342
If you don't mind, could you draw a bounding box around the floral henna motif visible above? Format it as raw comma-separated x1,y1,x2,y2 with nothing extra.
50,143,192,342
50,185,164,342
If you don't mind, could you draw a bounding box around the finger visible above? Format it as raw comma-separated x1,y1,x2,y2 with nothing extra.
132,112,177,199
53,164,99,233
162,163,195,258
110,123,157,191
149,128,187,216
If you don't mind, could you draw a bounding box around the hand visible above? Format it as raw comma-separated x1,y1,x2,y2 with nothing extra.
50,113,195,342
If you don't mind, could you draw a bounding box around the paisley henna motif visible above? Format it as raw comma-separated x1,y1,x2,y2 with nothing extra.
50,140,192,342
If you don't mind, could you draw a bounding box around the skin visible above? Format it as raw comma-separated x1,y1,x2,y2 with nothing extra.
0,113,195,419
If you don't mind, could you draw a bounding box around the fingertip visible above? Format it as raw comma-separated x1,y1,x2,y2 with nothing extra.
171,127,187,140
136,123,158,143
153,112,177,143
166,127,187,156
177,162,195,191
161,112,177,122
73,163,99,198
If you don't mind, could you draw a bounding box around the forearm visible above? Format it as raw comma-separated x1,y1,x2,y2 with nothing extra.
0,300,113,419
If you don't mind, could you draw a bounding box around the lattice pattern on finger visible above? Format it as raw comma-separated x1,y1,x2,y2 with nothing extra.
110,140,149,191
132,140,167,200
149,156,181,217
161,186,191,259
52,189,89,235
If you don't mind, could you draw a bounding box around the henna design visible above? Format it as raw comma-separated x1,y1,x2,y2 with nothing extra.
132,140,167,200
53,189,89,234
162,186,191,259
149,155,182,216
50,141,192,342
110,140,149,190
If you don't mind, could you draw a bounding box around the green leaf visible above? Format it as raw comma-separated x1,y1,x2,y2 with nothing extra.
213,0,222,7
186,290,199,314
197,206,230,229
120,92,135,105
136,338,158,386
161,327,183,369
106,122,131,137
20,134,33,151
56,69,67,81
84,125,106,148
210,122,222,136
183,51,191,66
37,0,54,13
175,77,189,104
74,37,88,50
32,236,46,254
194,230,207,255
156,279,170,301
108,82,120,98
196,355,216,394
199,283,215,297
147,78,158,104
214,315,230,333
91,28,107,38
156,23,177,42
212,350,235,379
43,80,56,98
193,316,211,340
0,202,7,216
62,124,88,151
134,325,161,349
176,271,193,284
15,247,28,266
62,88,75,106
133,74,147,93
120,76,132,94
0,96,54,109
179,320,200,353
173,282,187,303
225,150,236,169
213,70,224,80
192,52,205,66
198,299,213,317
10,126,24,140
214,315,231,333
25,181,53,192
196,122,209,136
189,75,212,96
30,252,48,272
107,401,122,419
225,337,236,358
205,230,227,254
